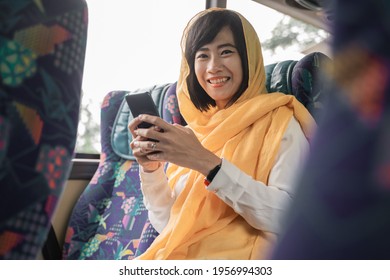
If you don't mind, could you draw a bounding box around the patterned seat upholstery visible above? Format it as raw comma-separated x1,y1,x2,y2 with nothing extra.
63,52,330,259
0,0,88,259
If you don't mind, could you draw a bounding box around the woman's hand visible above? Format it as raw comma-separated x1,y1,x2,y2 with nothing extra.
128,116,162,172
132,114,221,176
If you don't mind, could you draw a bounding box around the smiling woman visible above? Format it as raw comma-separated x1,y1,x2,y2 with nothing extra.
128,7,315,260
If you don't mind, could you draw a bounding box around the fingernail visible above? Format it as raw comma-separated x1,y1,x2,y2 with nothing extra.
147,153,157,160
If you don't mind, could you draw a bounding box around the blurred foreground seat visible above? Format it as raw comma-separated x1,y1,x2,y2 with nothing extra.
0,0,88,259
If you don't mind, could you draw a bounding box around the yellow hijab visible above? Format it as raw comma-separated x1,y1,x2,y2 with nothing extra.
137,8,315,260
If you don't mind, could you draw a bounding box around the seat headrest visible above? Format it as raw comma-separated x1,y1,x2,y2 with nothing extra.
111,83,172,160
265,52,331,120
265,60,298,94
291,52,332,120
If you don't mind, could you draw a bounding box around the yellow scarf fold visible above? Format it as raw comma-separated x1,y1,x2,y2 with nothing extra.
137,8,315,260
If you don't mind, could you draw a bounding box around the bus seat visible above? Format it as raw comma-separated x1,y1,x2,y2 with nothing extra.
266,51,331,121
0,0,88,259
63,84,179,260
63,52,329,260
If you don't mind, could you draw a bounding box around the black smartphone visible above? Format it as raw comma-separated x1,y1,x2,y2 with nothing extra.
125,92,160,129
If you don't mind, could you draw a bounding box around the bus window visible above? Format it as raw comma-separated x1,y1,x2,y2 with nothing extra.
228,0,329,65
76,0,204,154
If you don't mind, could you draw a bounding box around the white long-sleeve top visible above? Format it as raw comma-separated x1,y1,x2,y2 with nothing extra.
140,117,309,235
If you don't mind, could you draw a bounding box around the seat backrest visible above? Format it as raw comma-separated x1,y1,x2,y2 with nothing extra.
63,82,187,260
63,52,329,259
63,88,166,260
0,0,88,259
265,52,331,120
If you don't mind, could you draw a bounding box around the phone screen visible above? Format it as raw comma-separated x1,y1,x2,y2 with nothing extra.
125,92,160,128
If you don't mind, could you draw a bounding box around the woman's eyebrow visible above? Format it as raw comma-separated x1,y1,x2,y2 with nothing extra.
198,43,237,52
217,43,237,49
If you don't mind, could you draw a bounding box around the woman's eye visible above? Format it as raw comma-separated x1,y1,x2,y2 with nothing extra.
221,49,234,55
196,53,208,59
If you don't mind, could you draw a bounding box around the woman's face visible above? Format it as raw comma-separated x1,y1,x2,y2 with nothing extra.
194,26,243,109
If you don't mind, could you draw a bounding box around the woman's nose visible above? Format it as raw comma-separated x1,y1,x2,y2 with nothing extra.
207,56,223,73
